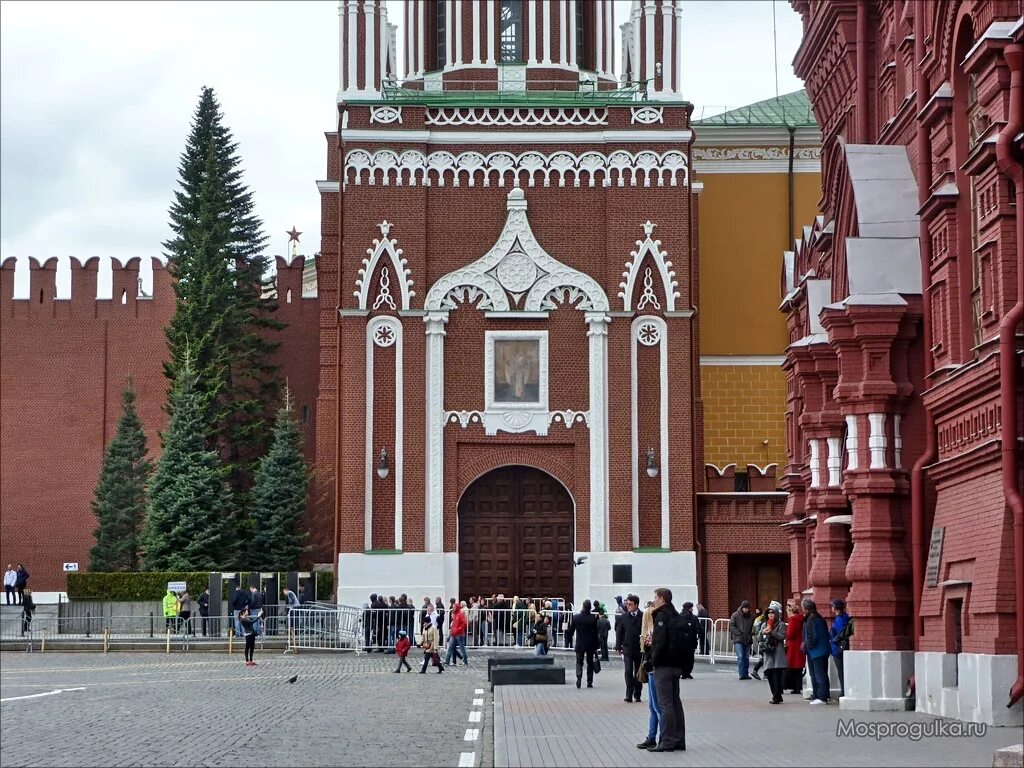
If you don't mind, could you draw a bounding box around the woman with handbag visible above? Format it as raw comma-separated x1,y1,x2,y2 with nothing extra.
533,615,550,655
760,605,788,704
635,604,662,751
419,619,444,674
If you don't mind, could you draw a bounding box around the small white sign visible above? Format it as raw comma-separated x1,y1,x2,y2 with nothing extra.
62,563,79,572
167,581,187,593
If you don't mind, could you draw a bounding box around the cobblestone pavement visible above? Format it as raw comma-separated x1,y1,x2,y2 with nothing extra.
495,658,1022,767
0,651,492,768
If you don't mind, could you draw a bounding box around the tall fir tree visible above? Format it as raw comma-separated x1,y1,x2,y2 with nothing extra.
143,358,233,571
89,380,153,572
248,391,310,571
163,86,281,538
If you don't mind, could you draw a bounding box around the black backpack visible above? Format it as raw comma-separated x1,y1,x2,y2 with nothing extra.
667,611,698,658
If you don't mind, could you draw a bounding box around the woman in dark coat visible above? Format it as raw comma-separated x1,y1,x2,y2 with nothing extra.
785,603,806,694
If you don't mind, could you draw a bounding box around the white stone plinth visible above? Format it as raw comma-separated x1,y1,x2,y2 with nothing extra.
840,649,914,711
336,552,460,608
571,550,698,610
917,652,1023,726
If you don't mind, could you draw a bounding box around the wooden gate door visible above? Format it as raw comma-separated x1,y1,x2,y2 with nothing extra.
458,466,573,601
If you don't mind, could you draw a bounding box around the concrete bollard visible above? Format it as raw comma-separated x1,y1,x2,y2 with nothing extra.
165,628,171,654
228,628,234,655
103,627,109,654
40,628,46,653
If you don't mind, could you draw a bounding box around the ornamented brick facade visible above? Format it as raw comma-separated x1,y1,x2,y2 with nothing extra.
782,0,1023,726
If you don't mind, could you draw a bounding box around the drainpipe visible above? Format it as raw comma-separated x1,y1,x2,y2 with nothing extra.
909,6,937,649
856,0,870,141
687,108,705,601
787,125,796,247
995,42,1023,709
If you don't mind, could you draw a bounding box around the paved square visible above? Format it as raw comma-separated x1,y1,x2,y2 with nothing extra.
0,652,492,768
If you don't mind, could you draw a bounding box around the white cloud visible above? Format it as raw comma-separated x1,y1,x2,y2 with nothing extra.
1,0,805,267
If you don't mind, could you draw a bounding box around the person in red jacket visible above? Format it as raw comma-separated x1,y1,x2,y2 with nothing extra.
394,630,413,673
784,603,806,694
445,601,469,666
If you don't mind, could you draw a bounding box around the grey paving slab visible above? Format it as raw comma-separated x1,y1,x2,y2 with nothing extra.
493,658,1022,768
0,651,492,768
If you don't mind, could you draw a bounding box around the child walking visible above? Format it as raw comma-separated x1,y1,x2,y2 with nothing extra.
240,607,257,667
394,629,413,672
419,619,444,674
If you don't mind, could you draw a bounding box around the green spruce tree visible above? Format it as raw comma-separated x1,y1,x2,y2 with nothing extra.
163,86,281,534
90,380,153,572
248,392,309,571
143,357,233,571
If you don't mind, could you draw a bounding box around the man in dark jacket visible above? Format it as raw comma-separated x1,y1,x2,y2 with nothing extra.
197,588,211,637
14,564,29,605
565,600,599,689
230,585,250,637
678,602,700,679
649,588,686,752
248,586,265,635
615,594,644,703
728,600,755,680
695,603,709,655
802,599,831,704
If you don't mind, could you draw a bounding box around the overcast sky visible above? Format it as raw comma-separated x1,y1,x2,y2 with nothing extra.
0,0,804,287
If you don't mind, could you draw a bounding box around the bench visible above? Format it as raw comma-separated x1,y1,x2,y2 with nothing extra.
487,655,555,681
490,663,565,689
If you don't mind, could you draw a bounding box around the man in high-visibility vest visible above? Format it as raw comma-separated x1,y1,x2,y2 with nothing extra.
163,589,180,632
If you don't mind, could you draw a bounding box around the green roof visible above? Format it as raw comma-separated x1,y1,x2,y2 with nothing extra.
693,89,816,128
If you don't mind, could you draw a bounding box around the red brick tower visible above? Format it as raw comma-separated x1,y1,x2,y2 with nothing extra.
318,0,701,608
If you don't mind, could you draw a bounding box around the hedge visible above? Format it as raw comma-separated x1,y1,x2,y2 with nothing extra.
316,570,334,602
66,572,209,601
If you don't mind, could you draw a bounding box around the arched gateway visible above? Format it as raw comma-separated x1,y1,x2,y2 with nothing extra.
458,466,573,601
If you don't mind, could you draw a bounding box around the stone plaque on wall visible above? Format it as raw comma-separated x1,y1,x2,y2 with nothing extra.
925,527,945,588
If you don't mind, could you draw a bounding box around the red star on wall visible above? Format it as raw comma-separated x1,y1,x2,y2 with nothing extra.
286,226,302,243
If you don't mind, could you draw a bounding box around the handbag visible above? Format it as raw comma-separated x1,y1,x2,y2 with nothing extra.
431,651,441,666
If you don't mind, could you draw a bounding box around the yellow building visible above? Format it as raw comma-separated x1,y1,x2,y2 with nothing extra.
694,91,821,482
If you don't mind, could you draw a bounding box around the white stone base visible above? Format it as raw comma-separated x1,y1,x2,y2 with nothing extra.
916,651,1024,727
571,550,698,611
336,553,460,608
840,650,915,711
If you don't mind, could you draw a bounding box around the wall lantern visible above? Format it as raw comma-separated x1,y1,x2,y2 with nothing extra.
646,447,659,478
377,447,390,479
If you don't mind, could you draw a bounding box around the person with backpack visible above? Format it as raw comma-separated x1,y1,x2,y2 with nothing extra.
728,600,755,680
760,605,789,704
565,600,599,689
648,587,686,752
678,602,700,679
802,599,831,704
829,598,852,698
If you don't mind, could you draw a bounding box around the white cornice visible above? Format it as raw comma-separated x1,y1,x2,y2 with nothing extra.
317,180,341,193
340,128,694,144
695,159,821,174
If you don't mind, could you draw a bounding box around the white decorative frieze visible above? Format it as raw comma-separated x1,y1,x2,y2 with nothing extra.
370,105,403,124
692,146,821,161
630,106,664,125
355,220,415,310
345,148,688,188
445,409,589,436
619,220,680,312
426,107,608,127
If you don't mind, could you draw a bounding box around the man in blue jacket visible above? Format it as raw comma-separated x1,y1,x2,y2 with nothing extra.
829,599,852,698
801,598,831,704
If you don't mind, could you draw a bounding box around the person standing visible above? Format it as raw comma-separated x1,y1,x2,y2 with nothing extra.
239,607,257,666
20,589,35,636
760,605,789,704
419,619,444,674
785,603,806,694
446,601,468,666
230,585,249,638
649,588,686,752
728,600,755,680
533,615,550,656
829,599,852,698
596,608,611,662
678,602,700,679
750,606,770,680
162,588,179,632
394,630,413,673
566,600,599,689
635,604,662,751
802,599,831,704
197,588,211,637
3,564,15,605
434,596,446,647
695,603,710,656
14,564,29,605
615,594,644,703
248,585,265,636
178,590,193,635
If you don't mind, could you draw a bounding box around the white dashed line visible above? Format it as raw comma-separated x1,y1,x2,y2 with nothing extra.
474,688,483,694
458,752,476,767
464,728,479,741
0,687,85,703
472,697,483,706
468,710,482,722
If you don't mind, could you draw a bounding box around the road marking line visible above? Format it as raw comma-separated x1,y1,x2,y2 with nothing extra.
464,728,479,741
0,687,85,703
472,697,483,706
474,688,483,694
458,752,476,767
468,710,482,722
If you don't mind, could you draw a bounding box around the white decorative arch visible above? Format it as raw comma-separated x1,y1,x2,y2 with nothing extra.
424,188,610,313
618,220,680,312
354,220,416,310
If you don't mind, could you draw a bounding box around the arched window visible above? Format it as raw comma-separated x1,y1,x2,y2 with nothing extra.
500,0,522,62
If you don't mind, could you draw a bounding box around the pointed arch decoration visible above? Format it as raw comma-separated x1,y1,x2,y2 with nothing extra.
618,220,679,312
354,220,416,310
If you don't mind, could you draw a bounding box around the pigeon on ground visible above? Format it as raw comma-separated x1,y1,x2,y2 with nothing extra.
288,675,298,684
